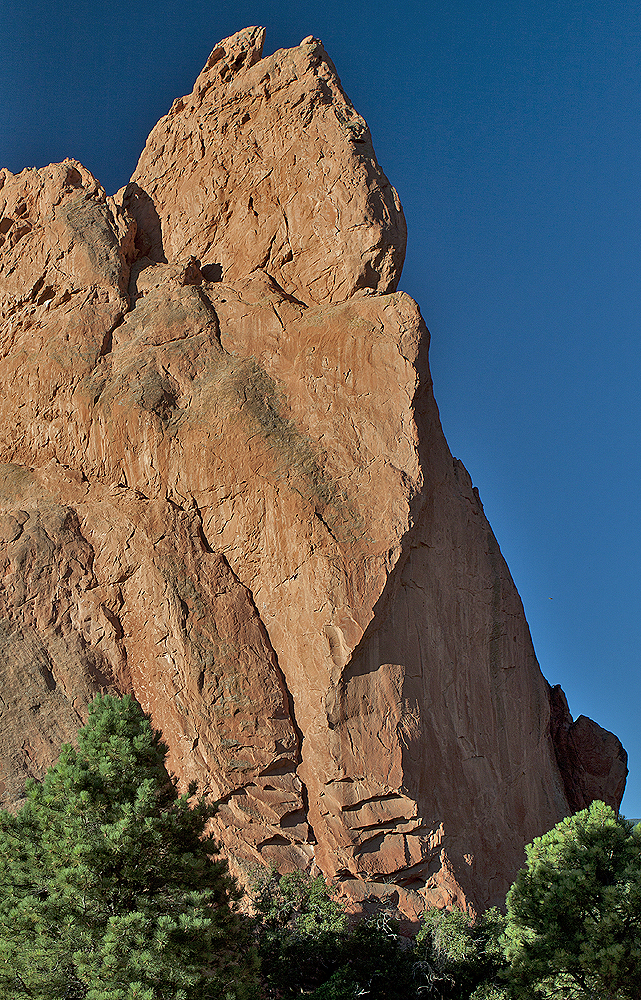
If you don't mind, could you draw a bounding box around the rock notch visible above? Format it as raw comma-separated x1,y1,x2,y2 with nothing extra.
0,27,626,917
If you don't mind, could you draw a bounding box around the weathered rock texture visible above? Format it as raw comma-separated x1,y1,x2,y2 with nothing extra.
0,27,626,916
126,26,406,305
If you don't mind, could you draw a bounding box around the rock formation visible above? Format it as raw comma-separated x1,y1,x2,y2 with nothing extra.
0,26,627,917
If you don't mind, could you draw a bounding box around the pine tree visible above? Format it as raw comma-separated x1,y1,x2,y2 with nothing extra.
504,800,641,999
0,693,258,1000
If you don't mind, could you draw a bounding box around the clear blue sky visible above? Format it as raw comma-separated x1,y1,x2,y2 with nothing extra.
2,1,640,817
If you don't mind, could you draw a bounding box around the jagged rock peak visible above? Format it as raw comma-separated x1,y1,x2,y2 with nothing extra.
120,26,407,305
197,25,266,81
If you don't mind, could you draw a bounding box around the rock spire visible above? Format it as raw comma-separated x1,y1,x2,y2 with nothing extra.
0,27,626,918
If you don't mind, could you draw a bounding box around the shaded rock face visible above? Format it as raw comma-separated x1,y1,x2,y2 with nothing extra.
0,27,626,915
549,685,627,815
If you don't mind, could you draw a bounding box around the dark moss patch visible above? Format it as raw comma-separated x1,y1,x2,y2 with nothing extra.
0,465,37,503
224,358,362,544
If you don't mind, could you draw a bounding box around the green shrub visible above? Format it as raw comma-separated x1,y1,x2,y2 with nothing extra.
414,905,508,999
251,869,417,999
250,867,348,998
336,911,417,1000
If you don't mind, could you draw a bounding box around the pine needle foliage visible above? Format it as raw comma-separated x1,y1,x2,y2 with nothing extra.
504,800,641,1000
0,693,258,1000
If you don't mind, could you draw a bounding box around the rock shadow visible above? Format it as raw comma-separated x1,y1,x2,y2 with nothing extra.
201,262,223,282
123,183,167,264
328,316,437,692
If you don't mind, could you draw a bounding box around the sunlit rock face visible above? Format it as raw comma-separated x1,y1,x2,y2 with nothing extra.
0,27,626,917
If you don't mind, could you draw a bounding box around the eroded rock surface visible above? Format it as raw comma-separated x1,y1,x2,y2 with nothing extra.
125,25,406,305
0,27,626,915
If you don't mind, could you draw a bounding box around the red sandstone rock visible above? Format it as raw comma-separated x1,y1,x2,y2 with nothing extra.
0,28,626,914
549,684,627,814
124,26,406,305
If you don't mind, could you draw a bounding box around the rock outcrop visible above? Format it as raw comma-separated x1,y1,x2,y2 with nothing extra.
0,27,626,916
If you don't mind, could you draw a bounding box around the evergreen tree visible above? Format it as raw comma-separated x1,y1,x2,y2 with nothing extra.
504,800,641,999
0,693,258,1000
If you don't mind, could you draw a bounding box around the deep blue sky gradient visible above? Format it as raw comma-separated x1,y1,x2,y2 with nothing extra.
2,1,640,816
